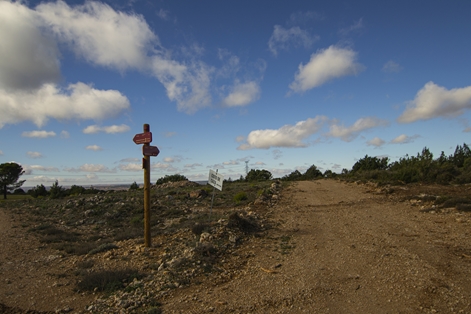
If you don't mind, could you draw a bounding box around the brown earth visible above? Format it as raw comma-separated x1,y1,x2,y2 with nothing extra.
1,180,471,313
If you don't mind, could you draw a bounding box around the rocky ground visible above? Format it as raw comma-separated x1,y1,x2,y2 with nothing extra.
1,179,471,313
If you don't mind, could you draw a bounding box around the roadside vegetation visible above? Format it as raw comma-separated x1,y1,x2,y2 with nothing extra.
340,143,471,185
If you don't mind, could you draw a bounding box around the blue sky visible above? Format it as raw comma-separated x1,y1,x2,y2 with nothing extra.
1,0,471,187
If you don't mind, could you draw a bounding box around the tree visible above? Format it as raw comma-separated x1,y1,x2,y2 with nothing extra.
0,162,25,199
246,169,272,181
29,184,48,198
303,165,323,180
49,180,64,199
129,181,139,190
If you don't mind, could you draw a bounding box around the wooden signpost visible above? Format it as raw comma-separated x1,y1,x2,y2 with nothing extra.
133,124,159,247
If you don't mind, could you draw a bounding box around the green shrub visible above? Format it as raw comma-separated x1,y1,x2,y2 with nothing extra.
233,191,248,203
156,174,188,185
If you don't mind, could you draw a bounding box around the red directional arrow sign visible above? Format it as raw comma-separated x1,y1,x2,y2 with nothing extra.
133,132,152,144
143,145,160,157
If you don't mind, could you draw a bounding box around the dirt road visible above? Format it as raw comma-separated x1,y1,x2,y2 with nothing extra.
1,180,471,313
162,180,471,313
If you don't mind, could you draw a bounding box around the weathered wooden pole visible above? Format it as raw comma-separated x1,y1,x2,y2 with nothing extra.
143,123,151,247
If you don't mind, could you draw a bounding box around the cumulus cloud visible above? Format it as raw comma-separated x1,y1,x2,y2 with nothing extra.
151,57,213,114
86,145,103,151
327,117,389,142
238,116,328,150
27,151,43,159
382,60,403,73
0,1,60,91
118,163,142,171
268,25,318,56
289,46,364,92
222,81,260,107
22,130,56,138
0,0,275,126
1,83,130,129
367,137,385,147
391,134,419,144
398,82,471,123
65,163,115,173
24,165,59,174
151,162,178,172
83,124,130,134
36,1,157,71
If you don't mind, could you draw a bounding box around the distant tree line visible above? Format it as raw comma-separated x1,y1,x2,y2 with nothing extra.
28,181,103,198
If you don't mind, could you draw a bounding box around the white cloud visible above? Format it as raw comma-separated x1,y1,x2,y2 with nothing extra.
118,163,142,171
1,83,130,128
22,130,56,138
65,164,115,173
391,134,419,144
0,1,60,91
222,81,260,107
36,1,157,71
238,116,328,150
26,175,58,183
367,137,385,147
398,82,471,123
268,25,318,56
328,117,388,142
86,145,103,151
27,151,43,159
0,150,3,156
60,130,70,138
151,57,213,114
382,60,403,73
289,46,364,92
151,162,178,172
83,124,130,134
24,165,59,174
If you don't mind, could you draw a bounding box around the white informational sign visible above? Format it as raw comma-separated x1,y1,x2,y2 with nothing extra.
208,169,224,191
